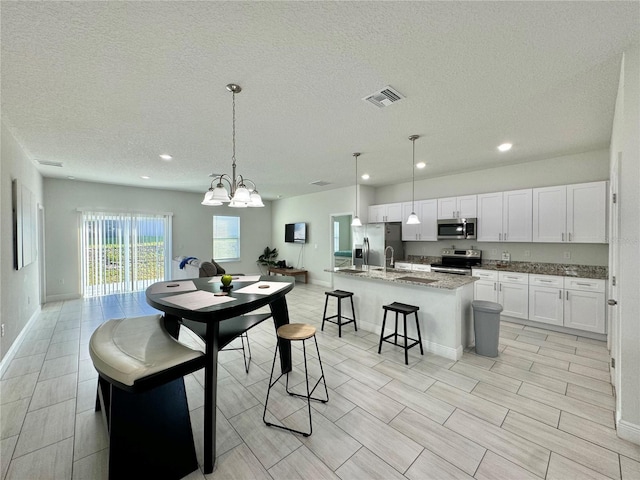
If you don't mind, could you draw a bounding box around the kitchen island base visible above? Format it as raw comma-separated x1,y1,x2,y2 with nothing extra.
332,272,475,360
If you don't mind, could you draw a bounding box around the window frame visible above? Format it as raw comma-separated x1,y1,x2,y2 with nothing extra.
213,215,241,262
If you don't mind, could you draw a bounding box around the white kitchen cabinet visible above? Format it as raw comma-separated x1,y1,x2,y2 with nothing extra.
401,200,437,241
369,203,403,223
497,272,529,319
394,262,412,271
564,277,606,333
472,269,528,319
533,181,607,243
528,275,564,326
437,195,477,219
412,263,431,272
528,275,605,333
477,189,532,242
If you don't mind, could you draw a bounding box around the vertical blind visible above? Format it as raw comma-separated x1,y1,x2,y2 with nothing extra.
80,211,172,297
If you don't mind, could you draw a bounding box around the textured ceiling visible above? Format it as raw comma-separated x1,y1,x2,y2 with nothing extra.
2,2,639,200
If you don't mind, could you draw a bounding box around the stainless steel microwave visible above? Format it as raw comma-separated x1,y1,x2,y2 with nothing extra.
437,218,477,240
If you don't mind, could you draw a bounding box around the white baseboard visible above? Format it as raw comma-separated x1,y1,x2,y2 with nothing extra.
0,306,41,378
617,419,640,446
46,293,82,302
309,279,331,288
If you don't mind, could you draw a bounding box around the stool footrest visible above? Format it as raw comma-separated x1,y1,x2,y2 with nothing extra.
380,333,422,351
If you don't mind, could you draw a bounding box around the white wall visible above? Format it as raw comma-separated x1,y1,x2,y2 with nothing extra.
43,178,272,300
610,44,640,443
272,186,356,286
1,123,43,362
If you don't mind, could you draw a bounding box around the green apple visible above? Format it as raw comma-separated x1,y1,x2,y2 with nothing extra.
221,274,233,287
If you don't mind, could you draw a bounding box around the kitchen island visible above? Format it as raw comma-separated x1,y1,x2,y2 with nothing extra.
328,267,477,360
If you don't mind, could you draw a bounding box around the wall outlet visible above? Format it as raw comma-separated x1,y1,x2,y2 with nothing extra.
501,251,511,262
563,251,571,259
59,278,64,285
524,250,531,257
1,324,4,337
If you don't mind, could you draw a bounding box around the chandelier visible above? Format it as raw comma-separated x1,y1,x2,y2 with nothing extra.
201,84,264,207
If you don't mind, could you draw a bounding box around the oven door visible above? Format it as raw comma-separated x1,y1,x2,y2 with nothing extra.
437,218,476,240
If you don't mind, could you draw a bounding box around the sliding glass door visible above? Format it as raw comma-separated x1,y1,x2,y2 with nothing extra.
80,211,172,297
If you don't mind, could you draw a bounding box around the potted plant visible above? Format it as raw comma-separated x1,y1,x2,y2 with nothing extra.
257,246,279,274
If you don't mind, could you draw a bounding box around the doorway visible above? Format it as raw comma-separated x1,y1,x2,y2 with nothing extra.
330,213,353,269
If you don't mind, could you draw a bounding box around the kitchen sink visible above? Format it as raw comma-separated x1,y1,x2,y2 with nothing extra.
397,276,437,284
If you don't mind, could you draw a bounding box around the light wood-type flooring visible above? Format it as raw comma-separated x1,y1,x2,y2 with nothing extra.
1,282,639,479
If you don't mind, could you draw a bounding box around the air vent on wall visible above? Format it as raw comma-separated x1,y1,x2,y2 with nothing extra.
310,180,331,187
363,85,405,108
37,160,63,167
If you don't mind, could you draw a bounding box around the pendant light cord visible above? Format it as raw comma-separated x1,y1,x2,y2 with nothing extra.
411,137,416,210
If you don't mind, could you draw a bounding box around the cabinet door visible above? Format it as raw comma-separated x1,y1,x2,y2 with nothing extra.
474,280,498,302
528,286,564,326
477,192,503,242
385,203,403,222
499,282,529,319
437,197,458,219
368,205,383,223
533,186,566,242
417,199,438,241
503,189,533,242
564,290,606,333
567,181,608,243
401,202,418,240
458,195,477,218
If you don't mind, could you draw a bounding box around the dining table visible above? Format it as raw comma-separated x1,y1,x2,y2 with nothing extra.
145,274,295,474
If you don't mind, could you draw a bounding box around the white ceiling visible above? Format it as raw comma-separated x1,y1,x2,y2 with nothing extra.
2,2,639,200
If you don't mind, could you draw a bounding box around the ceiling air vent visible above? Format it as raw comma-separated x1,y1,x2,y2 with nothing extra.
37,160,63,167
310,180,331,187
363,85,405,108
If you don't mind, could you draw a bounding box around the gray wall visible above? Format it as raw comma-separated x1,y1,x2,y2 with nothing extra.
43,178,272,300
1,123,43,361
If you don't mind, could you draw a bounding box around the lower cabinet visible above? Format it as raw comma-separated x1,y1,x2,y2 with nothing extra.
528,275,606,334
472,270,528,320
474,270,606,334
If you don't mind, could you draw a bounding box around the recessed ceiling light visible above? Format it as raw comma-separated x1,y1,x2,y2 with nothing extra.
141,175,150,180
66,176,75,180
159,154,173,161
361,174,370,180
416,162,426,169
497,143,512,152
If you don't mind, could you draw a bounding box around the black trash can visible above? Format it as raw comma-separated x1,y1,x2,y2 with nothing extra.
472,300,503,357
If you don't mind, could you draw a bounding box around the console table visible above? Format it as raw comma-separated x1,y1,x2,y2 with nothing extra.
268,267,308,283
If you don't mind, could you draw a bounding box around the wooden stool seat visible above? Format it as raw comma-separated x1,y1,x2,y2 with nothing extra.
322,290,357,337
264,323,328,436
378,302,424,365
89,314,204,479
277,323,316,341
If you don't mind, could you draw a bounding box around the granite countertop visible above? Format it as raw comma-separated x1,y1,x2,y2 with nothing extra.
404,256,608,280
328,266,476,290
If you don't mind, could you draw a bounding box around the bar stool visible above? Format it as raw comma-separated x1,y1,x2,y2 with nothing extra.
263,323,329,436
322,290,357,337
378,302,424,365
89,314,205,480
222,332,252,373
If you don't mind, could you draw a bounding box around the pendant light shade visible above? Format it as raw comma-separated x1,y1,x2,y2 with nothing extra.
201,84,264,208
351,152,362,227
406,135,421,225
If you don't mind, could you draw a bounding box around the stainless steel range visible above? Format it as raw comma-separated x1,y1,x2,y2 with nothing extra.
430,249,481,275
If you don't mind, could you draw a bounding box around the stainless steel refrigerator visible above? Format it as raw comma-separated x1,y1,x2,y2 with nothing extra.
352,223,404,268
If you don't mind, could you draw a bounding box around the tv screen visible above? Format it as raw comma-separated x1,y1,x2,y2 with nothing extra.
285,222,307,243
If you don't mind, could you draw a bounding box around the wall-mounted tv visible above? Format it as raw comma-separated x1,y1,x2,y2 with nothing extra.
285,222,307,243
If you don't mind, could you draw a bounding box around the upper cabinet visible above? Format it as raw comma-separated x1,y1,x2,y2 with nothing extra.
477,189,532,242
402,199,438,241
437,195,477,219
368,202,402,223
533,181,608,243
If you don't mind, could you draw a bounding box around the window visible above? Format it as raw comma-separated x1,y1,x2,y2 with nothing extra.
80,211,173,297
213,216,240,261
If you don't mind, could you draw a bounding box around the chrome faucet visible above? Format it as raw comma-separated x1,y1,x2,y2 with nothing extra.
384,246,394,273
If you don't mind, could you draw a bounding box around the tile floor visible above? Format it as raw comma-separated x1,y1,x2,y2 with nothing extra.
1,282,639,479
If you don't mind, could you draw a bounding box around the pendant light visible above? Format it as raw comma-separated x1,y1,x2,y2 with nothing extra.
201,84,264,208
406,135,421,225
351,152,362,227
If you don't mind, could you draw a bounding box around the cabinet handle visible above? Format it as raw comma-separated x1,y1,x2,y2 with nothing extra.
566,291,569,300
559,290,562,299
576,282,592,286
499,233,502,241
506,276,517,280
562,233,565,242
494,283,497,291
539,280,553,283
569,232,572,242
499,284,502,292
